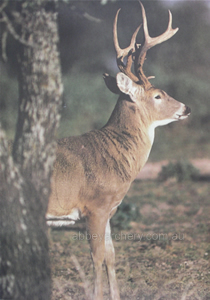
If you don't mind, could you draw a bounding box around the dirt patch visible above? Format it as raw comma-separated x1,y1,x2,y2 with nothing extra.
50,178,210,300
137,159,210,180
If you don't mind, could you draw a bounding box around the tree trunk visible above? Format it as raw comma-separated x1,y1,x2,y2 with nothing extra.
0,1,63,299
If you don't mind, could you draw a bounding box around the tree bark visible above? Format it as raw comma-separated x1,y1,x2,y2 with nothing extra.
0,1,63,299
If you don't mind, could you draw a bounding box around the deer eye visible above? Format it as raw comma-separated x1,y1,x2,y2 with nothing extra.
155,94,161,99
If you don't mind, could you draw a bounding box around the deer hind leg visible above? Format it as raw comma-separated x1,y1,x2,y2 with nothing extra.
86,213,108,300
104,219,121,300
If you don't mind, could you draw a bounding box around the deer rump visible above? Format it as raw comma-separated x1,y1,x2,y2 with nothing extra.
47,125,142,224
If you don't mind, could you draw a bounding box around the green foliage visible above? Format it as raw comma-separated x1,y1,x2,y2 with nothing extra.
57,69,116,137
1,0,210,160
158,161,200,182
111,201,141,230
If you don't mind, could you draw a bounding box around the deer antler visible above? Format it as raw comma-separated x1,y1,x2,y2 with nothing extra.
113,8,141,83
113,2,179,89
135,2,179,88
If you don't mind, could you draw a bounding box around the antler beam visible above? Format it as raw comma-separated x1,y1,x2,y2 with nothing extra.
113,2,179,89
135,2,179,88
113,8,141,83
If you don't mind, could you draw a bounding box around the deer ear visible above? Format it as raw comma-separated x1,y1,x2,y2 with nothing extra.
116,72,142,102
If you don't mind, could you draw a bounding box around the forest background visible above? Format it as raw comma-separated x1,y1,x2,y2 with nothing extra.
0,0,210,162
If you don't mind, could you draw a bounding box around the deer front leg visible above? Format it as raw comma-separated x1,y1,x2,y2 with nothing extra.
87,213,108,300
104,219,120,300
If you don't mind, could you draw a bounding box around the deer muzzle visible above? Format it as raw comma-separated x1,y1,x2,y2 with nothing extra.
175,104,191,120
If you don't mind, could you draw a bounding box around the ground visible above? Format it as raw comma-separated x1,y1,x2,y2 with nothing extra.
49,160,210,300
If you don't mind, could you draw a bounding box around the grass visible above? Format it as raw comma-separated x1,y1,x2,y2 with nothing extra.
49,177,210,300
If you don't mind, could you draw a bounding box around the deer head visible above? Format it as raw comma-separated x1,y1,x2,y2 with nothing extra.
104,2,190,131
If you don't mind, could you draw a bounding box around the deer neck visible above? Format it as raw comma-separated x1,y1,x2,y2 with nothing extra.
103,95,153,176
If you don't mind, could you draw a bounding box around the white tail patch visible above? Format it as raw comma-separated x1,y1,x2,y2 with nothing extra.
46,208,80,227
46,220,76,227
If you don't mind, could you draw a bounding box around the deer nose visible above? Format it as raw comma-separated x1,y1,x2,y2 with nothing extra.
185,106,191,116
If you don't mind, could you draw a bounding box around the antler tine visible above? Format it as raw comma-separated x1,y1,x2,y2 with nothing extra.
142,6,178,50
135,2,179,88
113,9,141,82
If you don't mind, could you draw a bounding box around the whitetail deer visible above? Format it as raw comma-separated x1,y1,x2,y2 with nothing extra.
47,3,190,300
